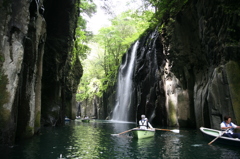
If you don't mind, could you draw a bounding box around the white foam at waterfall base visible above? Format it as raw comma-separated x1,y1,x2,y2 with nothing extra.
112,41,139,121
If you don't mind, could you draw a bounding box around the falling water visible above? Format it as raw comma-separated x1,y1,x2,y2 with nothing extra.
112,41,139,121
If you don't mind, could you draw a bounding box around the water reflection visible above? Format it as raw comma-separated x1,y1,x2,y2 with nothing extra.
208,144,240,159
111,120,136,135
134,138,155,158
160,133,181,158
1,121,240,159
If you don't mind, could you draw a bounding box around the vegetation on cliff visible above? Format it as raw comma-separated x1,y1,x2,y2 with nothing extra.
76,9,154,102
76,0,189,102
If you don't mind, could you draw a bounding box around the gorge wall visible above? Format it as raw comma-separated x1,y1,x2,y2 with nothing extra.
0,0,82,145
157,0,240,129
102,0,240,129
0,0,239,146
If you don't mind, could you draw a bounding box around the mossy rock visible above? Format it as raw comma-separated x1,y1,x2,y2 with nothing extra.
168,100,178,126
24,126,34,138
34,111,41,130
225,61,240,124
0,74,10,128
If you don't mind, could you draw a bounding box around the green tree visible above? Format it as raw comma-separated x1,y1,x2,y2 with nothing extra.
77,9,154,101
142,0,188,18
73,0,96,63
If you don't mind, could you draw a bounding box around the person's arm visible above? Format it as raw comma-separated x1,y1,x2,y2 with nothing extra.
231,122,240,129
220,122,232,130
221,126,232,129
148,122,153,128
138,121,141,127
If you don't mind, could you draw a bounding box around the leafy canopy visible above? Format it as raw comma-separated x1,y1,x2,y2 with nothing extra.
73,0,96,63
76,0,190,102
76,9,154,101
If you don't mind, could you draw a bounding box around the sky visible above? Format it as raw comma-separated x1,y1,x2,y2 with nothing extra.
85,0,143,34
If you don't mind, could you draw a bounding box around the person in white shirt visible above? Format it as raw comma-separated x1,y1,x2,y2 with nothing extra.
139,115,153,129
220,115,240,139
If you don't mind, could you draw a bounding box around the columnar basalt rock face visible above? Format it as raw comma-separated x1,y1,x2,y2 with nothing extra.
0,0,82,145
0,0,46,144
133,30,167,125
80,95,102,119
160,0,240,128
41,0,82,126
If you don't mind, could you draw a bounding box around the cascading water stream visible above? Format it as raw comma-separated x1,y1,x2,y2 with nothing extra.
112,41,139,121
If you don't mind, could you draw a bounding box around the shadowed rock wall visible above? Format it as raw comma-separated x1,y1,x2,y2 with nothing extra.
0,0,46,144
0,0,82,145
134,0,240,128
41,0,82,126
163,0,240,129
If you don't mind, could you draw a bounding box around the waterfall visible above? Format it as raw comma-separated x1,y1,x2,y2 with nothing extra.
112,41,139,121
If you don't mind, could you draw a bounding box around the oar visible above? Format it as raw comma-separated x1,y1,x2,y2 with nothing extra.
155,128,180,133
208,128,230,145
111,128,137,136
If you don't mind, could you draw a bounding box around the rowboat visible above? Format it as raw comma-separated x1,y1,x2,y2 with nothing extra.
200,127,240,146
131,128,155,139
81,119,90,122
75,116,81,120
65,117,71,121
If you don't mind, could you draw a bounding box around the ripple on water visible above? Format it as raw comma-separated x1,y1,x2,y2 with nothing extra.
1,121,240,159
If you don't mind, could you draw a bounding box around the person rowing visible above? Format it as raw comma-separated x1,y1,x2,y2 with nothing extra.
139,114,153,129
220,115,240,139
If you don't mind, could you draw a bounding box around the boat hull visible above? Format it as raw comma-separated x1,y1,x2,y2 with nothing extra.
82,119,90,122
200,127,240,147
132,129,155,139
65,118,71,121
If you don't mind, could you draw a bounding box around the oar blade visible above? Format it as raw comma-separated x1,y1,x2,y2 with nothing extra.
171,129,180,133
111,134,119,136
155,128,180,133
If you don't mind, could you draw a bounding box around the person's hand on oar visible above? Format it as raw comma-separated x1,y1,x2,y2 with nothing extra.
111,128,138,136
155,128,180,133
208,128,230,145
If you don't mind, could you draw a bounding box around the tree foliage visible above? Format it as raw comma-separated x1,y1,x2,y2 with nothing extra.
140,0,188,25
76,0,190,102
73,0,96,63
76,9,154,101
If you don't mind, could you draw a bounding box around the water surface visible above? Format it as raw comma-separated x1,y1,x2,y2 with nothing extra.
1,120,240,159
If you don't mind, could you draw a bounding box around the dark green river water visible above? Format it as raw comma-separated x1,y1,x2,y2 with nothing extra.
1,120,240,159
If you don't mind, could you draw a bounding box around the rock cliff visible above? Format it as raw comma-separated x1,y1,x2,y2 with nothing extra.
104,0,240,129
41,0,82,126
0,0,82,145
1,0,239,146
160,0,240,129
